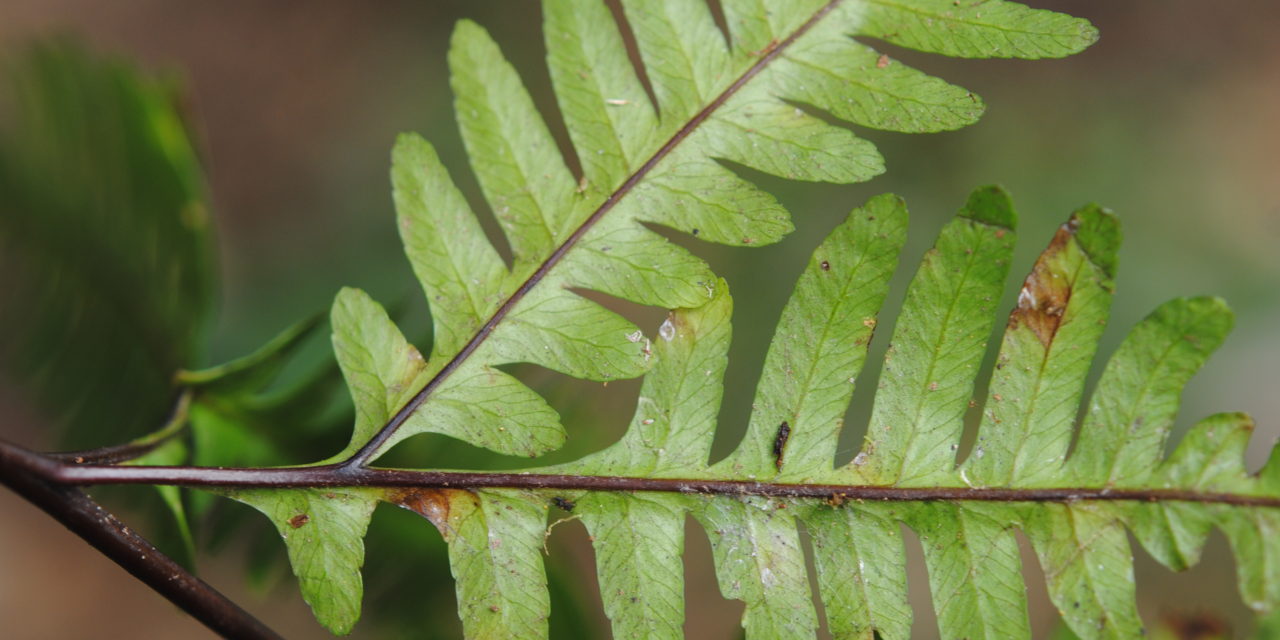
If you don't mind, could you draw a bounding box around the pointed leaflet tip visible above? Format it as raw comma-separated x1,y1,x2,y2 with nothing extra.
1067,203,1121,280
1076,20,1102,54
864,192,908,219
1183,295,1236,332
391,131,430,167
1163,412,1255,488
450,17,485,48
958,185,1016,230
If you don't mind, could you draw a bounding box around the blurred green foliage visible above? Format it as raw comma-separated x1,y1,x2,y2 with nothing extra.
0,41,214,448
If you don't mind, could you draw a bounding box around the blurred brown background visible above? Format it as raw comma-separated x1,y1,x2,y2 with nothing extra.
1,1,1278,638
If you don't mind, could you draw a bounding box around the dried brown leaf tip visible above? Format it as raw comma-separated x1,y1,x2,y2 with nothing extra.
1009,216,1080,348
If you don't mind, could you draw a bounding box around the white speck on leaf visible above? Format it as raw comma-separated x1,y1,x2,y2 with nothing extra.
1017,286,1036,309
658,317,676,342
626,329,643,343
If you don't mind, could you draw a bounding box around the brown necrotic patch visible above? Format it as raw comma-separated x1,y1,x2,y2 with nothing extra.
387,488,472,534
1008,217,1080,348
287,513,310,529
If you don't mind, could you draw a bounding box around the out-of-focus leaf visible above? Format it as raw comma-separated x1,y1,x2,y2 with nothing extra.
0,41,215,447
176,313,324,394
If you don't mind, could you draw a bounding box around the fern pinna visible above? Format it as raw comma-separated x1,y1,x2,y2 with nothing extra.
17,0,1280,638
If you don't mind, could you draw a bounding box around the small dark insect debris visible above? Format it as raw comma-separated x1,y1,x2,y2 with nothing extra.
552,496,576,512
820,260,830,271
691,228,700,236
772,421,791,470
288,513,310,529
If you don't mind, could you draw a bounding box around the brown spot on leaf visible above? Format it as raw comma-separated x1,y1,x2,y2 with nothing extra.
388,488,472,534
820,260,830,271
876,54,890,68
288,514,310,529
1008,218,1079,348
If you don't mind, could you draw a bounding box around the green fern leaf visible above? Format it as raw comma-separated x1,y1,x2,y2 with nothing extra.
0,41,215,447
217,169,1280,638
337,184,1273,638
207,1,1114,635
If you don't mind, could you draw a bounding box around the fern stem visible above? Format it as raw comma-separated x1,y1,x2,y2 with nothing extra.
0,438,281,640
45,389,192,466
8,440,1276,508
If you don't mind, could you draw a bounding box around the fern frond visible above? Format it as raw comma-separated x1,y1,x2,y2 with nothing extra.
536,187,1268,640
207,1,1120,635
235,179,1277,639
348,0,1095,467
